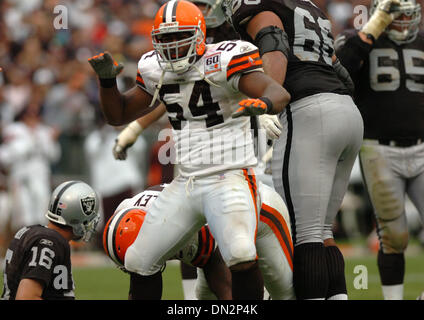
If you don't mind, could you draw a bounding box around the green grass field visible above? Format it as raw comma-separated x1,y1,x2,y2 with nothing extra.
71,253,424,300
2,244,424,300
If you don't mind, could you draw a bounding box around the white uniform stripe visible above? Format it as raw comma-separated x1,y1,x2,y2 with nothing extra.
106,209,128,266
165,0,177,23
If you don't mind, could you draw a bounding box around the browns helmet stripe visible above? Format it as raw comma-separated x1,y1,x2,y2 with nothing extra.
105,208,134,266
163,0,178,23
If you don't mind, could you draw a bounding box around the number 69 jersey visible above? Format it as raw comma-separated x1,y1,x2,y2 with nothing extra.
223,0,349,102
136,40,263,177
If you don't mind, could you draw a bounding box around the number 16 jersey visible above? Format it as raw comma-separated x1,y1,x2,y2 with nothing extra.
227,0,349,101
136,40,263,177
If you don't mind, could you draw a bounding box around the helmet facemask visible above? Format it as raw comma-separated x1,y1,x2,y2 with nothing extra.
152,22,205,73
370,0,422,44
191,0,226,28
220,0,234,26
387,2,421,43
72,215,100,242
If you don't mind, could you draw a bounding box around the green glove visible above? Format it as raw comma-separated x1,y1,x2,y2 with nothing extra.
88,51,124,79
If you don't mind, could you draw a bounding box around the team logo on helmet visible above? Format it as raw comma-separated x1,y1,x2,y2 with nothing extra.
80,196,96,216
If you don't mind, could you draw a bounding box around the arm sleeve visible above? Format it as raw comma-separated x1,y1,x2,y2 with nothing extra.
335,30,373,81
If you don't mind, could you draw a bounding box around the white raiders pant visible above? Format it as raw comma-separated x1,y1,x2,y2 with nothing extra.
194,182,295,300
272,93,364,245
359,140,424,254
125,168,260,275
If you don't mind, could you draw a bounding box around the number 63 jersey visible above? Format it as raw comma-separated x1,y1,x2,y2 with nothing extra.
136,40,263,177
225,0,349,102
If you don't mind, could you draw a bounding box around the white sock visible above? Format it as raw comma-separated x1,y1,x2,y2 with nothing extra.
382,284,404,300
327,293,348,300
182,279,197,300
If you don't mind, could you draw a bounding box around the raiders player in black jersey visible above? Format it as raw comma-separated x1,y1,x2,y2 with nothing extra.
1,181,99,300
222,0,364,300
336,0,423,300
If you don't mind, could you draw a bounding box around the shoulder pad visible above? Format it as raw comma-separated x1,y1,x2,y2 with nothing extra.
136,51,161,93
208,40,263,80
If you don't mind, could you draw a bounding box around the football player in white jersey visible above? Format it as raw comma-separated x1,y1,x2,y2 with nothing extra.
104,183,294,300
110,0,282,300
88,0,290,300
112,0,281,167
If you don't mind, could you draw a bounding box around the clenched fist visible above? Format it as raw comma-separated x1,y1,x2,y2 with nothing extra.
88,51,124,79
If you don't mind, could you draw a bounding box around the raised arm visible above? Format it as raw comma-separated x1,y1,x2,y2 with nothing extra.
88,52,154,126
335,0,400,79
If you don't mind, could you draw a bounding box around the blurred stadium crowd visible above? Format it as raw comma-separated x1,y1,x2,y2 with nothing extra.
0,0,423,254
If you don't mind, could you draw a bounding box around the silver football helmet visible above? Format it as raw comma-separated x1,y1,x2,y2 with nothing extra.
370,0,422,43
46,181,100,242
221,0,235,26
188,0,226,28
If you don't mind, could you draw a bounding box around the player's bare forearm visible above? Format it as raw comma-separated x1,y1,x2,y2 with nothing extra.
136,103,167,129
16,279,43,300
261,51,287,86
99,85,126,125
99,85,153,126
239,72,290,114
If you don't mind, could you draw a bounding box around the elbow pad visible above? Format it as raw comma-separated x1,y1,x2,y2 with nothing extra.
333,58,355,96
254,26,290,58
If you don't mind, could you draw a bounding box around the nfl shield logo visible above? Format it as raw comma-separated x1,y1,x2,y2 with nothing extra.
80,196,95,216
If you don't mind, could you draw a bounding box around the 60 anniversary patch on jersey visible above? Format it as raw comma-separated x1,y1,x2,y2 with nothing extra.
204,52,222,75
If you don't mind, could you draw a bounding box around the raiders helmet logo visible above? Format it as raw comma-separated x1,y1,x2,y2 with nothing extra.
80,196,96,216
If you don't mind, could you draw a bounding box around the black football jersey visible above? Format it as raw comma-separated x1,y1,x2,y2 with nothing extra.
227,0,349,101
206,22,240,44
1,225,75,300
336,30,424,140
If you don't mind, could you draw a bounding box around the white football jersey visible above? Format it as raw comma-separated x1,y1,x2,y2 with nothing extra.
136,40,264,177
114,184,166,214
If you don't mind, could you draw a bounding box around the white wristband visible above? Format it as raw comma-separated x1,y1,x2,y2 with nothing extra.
128,120,143,136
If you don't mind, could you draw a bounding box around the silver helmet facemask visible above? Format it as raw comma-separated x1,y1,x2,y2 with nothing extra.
46,181,100,242
221,0,235,26
188,0,226,28
371,0,422,43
